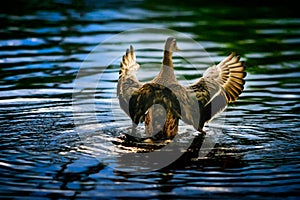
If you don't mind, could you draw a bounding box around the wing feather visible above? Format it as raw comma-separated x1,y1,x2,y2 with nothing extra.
182,53,246,131
117,45,142,116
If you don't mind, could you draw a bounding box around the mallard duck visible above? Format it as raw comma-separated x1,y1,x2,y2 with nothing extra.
117,37,246,141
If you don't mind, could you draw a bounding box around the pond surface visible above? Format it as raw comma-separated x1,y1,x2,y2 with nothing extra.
1,0,300,199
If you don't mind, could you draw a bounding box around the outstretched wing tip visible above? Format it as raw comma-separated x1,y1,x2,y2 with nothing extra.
191,51,247,104
223,53,247,102
230,52,236,56
118,45,142,116
120,44,139,70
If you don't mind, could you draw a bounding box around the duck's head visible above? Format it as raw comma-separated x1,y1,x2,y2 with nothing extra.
164,37,180,53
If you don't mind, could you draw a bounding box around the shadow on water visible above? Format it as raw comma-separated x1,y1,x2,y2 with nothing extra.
113,132,247,172
164,135,246,171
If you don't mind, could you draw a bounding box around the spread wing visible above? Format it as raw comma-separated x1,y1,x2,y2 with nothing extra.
182,52,246,130
117,45,142,116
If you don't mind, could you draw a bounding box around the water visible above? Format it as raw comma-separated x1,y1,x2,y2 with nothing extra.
1,0,300,198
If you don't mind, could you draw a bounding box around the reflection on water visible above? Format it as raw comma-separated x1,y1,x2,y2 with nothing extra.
0,0,300,198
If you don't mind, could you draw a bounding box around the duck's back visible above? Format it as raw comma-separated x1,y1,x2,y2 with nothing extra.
152,65,178,87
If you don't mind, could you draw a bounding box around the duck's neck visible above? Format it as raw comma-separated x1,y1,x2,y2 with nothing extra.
162,50,173,68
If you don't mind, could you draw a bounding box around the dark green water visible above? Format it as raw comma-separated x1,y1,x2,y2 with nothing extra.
1,0,300,199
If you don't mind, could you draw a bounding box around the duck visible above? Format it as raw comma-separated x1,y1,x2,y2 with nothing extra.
117,37,246,142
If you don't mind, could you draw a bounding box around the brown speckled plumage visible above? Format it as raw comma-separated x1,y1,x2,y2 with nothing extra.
117,37,246,141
